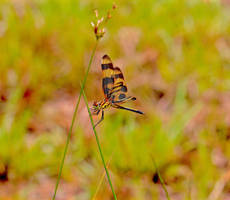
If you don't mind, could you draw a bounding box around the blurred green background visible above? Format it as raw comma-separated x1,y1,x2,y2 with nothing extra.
1,0,230,199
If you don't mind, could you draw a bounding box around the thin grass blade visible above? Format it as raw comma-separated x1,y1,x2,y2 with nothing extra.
81,86,117,200
52,41,98,200
151,156,171,200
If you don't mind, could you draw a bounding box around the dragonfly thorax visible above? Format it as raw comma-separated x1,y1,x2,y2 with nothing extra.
101,100,111,109
90,100,111,115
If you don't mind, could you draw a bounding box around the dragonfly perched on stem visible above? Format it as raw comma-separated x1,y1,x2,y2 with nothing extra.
90,55,143,127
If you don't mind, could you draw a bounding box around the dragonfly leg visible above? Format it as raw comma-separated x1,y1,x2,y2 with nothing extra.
112,104,144,115
94,110,104,127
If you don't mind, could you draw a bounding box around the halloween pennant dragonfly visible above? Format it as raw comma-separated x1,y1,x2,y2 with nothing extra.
91,54,143,127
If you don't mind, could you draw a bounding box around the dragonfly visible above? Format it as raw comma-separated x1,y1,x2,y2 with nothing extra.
91,54,143,127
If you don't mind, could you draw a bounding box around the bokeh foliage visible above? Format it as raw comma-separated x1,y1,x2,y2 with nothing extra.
0,0,230,199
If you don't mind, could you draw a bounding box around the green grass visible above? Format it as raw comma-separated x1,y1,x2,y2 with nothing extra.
0,0,230,199
82,87,117,199
52,41,98,200
151,157,170,200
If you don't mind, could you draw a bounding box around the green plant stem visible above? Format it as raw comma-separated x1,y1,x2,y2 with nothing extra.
151,157,170,200
81,87,117,200
92,150,115,200
52,40,98,200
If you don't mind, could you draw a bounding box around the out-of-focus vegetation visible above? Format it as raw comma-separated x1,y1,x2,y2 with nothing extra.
1,0,230,199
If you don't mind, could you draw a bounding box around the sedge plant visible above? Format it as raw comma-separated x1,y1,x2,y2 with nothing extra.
52,5,117,200
81,86,117,199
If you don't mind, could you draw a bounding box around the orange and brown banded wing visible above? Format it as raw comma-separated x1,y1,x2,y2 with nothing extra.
101,55,114,98
110,67,130,103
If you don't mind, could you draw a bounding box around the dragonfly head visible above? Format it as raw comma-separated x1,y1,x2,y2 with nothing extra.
90,101,101,115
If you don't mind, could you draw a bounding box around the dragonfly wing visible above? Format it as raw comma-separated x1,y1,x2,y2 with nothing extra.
110,67,135,103
101,55,114,98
